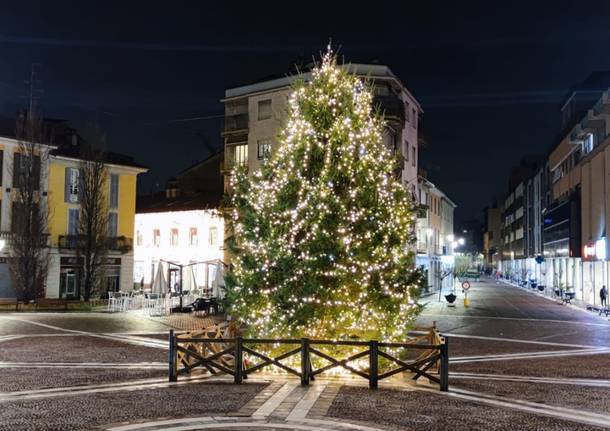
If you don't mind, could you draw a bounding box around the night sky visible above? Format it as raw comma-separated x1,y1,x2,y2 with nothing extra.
2,1,610,223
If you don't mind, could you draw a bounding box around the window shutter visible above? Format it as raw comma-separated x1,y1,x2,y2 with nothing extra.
0,150,3,186
13,153,21,187
110,174,119,209
78,168,84,203
64,167,70,202
33,156,40,190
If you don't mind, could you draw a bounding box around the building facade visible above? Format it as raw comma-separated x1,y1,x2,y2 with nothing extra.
497,83,610,307
0,118,146,300
222,63,421,191
415,175,456,294
134,152,225,296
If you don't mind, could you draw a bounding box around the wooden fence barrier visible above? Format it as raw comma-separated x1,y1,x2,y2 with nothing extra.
168,327,449,391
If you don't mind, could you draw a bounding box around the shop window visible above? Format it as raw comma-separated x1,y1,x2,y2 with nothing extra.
153,229,160,247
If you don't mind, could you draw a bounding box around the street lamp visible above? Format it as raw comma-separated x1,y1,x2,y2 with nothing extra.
458,238,465,246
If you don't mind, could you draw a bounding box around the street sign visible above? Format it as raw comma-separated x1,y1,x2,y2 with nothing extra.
462,281,471,291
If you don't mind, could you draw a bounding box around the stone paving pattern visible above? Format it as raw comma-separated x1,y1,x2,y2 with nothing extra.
0,367,166,392
0,335,167,363
327,386,608,431
0,382,266,431
1,278,610,430
452,379,610,415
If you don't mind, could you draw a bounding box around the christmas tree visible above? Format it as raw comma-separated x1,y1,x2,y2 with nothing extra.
225,48,424,341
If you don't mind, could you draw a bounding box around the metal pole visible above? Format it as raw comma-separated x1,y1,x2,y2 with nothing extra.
440,336,449,392
234,337,243,384
301,338,310,386
169,329,177,382
369,340,378,389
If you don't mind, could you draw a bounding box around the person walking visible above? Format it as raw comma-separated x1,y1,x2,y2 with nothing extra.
600,285,608,315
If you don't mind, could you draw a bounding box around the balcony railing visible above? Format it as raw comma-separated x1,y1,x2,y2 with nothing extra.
58,235,133,253
223,114,249,134
1,231,50,248
374,95,405,124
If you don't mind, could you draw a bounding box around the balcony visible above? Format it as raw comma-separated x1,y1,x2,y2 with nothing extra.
416,204,428,219
222,114,249,135
58,235,133,253
1,231,50,248
374,95,405,124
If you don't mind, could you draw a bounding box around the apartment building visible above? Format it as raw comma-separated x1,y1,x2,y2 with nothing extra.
416,175,456,294
221,63,422,193
496,77,610,307
0,117,146,299
483,204,502,269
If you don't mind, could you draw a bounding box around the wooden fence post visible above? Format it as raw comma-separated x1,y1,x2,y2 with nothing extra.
168,329,177,382
439,336,449,392
369,340,378,389
234,336,243,384
301,338,310,386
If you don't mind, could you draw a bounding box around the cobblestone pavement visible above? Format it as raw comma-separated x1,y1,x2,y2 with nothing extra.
1,278,610,429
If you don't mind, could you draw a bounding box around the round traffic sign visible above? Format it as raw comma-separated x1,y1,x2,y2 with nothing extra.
462,281,471,291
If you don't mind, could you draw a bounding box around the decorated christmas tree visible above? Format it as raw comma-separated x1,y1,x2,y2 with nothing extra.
225,48,424,341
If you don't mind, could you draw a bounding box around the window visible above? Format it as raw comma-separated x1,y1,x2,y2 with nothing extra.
153,229,160,247
405,102,410,123
405,142,409,161
257,99,272,120
412,146,416,166
108,212,118,237
64,167,79,203
110,174,119,209
136,230,143,246
412,108,417,128
68,208,79,235
189,227,198,246
583,133,594,154
209,226,218,246
234,144,248,166
170,228,179,246
257,139,272,160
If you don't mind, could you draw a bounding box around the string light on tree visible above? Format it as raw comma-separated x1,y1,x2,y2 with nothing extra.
225,47,425,341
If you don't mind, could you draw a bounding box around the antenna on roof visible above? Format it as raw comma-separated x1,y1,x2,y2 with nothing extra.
25,63,43,118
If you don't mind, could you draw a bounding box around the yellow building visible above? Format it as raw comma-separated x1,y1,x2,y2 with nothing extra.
0,116,147,299
46,150,147,299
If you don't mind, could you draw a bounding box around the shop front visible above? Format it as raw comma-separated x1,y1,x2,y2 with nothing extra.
59,256,123,299
582,238,607,306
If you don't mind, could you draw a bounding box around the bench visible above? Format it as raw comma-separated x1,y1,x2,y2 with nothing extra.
0,298,23,311
35,298,74,311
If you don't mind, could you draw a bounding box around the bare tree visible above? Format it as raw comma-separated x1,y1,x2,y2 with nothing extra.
76,134,109,301
9,112,50,302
